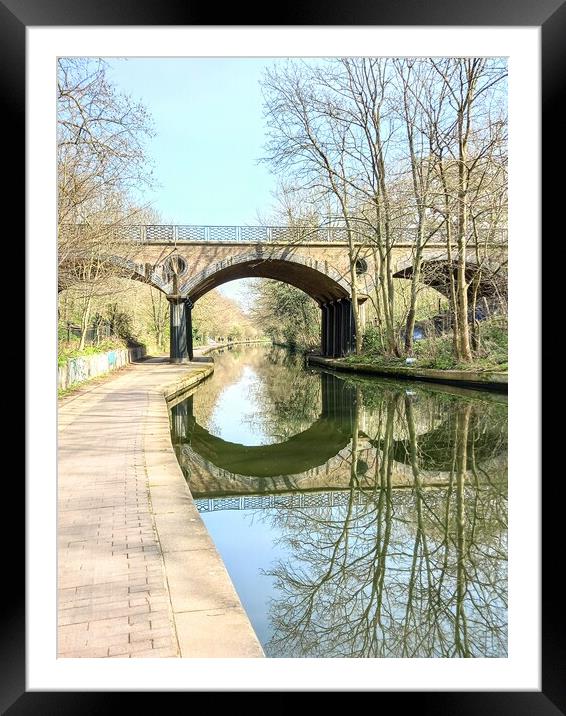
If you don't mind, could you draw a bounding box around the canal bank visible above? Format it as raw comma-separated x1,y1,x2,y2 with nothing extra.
307,355,508,392
58,355,264,658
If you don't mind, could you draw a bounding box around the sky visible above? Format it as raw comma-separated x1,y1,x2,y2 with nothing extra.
106,58,281,307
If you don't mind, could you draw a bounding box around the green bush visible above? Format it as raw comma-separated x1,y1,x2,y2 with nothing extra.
362,325,383,354
477,317,507,366
353,317,508,372
413,335,457,369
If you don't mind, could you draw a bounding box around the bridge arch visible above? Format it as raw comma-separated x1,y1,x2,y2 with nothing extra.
179,249,351,304
165,249,357,363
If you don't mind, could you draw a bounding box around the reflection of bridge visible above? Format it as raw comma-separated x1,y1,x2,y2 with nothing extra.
196,489,379,513
170,371,507,499
60,224,507,361
195,484,490,513
171,372,356,478
179,438,506,498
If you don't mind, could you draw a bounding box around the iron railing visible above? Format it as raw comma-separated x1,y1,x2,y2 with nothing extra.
59,224,509,245
123,225,351,243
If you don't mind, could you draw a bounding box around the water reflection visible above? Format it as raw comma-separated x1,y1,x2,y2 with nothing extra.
169,345,507,658
171,371,355,484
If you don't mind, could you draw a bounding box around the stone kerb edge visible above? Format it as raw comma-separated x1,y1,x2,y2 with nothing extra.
143,364,265,658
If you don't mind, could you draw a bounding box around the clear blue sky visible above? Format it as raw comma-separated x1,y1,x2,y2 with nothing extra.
106,58,278,225
106,57,281,306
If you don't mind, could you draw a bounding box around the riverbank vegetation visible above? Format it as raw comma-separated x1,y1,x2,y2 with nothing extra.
57,337,132,367
260,58,507,368
59,278,262,357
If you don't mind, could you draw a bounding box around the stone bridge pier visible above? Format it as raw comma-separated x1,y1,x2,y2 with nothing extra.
167,296,194,363
320,298,356,358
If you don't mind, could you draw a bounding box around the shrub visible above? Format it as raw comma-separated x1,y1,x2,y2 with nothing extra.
413,335,457,369
362,325,383,354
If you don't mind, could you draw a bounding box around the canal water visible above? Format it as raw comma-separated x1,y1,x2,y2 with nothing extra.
169,345,508,658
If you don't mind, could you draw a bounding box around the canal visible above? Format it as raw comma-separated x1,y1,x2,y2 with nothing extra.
169,344,508,658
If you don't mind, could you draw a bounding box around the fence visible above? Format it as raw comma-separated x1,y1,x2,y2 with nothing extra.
59,321,116,347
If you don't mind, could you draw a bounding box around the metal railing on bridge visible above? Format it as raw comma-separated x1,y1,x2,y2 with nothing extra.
110,225,353,243
60,224,509,245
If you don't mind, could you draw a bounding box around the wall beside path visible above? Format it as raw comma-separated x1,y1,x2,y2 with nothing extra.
58,346,146,390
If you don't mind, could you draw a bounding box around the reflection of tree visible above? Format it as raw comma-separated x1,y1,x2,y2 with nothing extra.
193,346,323,441
246,348,322,439
191,346,252,429
175,347,507,657
262,389,507,658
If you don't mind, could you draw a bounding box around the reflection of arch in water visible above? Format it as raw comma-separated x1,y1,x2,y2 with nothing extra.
171,372,507,494
170,372,356,478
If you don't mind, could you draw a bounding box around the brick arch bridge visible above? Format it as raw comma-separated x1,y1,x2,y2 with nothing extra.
60,225,507,362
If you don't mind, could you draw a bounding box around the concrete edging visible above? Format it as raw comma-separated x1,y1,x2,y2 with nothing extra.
307,355,508,392
144,363,265,658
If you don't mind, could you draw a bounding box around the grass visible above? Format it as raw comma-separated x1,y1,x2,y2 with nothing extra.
344,317,508,373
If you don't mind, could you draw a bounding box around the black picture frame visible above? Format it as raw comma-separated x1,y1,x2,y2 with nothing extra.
11,0,556,710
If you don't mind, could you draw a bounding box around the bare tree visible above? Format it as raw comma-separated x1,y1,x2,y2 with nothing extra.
429,58,507,362
392,59,449,354
57,58,155,348
262,61,367,352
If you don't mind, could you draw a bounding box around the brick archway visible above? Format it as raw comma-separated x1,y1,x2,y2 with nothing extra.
179,249,351,305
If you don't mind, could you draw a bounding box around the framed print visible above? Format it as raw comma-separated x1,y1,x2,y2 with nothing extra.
10,0,558,710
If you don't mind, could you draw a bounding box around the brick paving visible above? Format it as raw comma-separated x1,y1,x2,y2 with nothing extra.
58,356,264,659
58,360,187,658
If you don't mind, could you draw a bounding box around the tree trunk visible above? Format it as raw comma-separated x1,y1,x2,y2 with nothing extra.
405,252,422,355
455,78,473,363
350,270,363,354
469,272,481,353
78,295,92,351
454,402,471,656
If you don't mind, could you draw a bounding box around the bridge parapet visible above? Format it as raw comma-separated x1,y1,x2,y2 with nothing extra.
60,224,508,246
75,224,353,243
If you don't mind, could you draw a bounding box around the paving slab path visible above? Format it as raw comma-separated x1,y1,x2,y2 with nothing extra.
58,357,264,658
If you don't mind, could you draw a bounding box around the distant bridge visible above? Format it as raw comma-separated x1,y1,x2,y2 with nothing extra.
60,224,508,362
